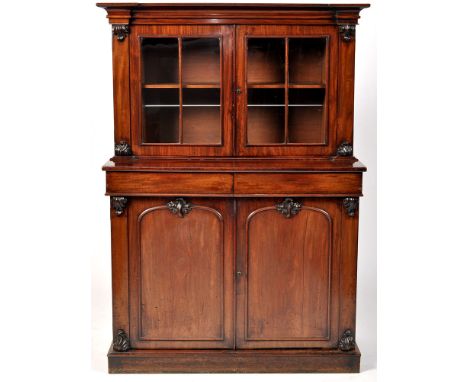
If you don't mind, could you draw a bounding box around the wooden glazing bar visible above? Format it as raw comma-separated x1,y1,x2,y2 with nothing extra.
178,37,183,144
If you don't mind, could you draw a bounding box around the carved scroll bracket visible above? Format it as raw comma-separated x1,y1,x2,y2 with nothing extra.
112,24,129,42
276,198,301,218
343,197,359,217
111,196,128,216
113,329,130,352
114,141,132,156
338,24,356,42
338,329,355,351
167,198,192,218
336,141,353,157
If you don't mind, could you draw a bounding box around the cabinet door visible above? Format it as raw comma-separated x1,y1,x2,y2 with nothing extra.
235,25,338,156
128,198,234,349
130,25,234,156
236,198,341,349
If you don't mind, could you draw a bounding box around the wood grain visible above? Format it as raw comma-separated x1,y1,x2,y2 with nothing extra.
103,157,367,173
98,3,369,27
236,198,343,349
110,198,130,341
112,21,131,146
128,198,235,349
336,27,357,147
339,200,360,340
139,206,223,340
106,172,233,195
234,173,362,196
108,347,361,373
245,207,331,341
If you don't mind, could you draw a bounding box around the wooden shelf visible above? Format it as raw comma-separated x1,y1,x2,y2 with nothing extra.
248,83,284,89
143,83,179,89
183,84,220,88
288,84,325,89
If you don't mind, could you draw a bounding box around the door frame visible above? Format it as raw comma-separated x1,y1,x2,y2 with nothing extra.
234,25,339,156
129,25,235,156
128,197,235,349
235,198,343,349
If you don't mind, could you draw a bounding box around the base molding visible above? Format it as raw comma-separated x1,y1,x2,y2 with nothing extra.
108,345,360,373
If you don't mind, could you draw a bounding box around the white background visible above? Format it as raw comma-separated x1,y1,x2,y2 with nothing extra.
0,0,466,381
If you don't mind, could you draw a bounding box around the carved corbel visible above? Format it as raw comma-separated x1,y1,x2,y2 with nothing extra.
338,329,356,351
343,197,359,217
336,141,353,156
167,198,192,218
112,24,129,42
276,198,302,218
114,141,132,156
338,24,356,42
111,196,128,216
113,329,130,352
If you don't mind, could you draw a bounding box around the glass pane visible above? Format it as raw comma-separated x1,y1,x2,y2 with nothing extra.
142,89,179,143
142,38,179,84
184,88,220,106
247,39,285,84
289,38,326,85
182,89,221,144
143,88,179,105
288,89,325,143
182,38,220,85
247,89,285,144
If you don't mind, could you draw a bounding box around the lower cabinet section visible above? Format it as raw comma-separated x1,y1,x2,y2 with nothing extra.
112,196,359,359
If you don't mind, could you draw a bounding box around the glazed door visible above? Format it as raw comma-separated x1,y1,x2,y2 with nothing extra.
236,198,341,349
128,198,234,349
235,25,338,156
130,25,234,156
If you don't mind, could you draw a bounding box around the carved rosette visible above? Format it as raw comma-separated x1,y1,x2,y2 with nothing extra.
339,24,356,42
113,329,130,352
343,197,359,217
276,198,302,218
167,198,192,218
338,329,355,351
112,24,129,42
111,196,128,216
337,141,353,156
114,141,132,156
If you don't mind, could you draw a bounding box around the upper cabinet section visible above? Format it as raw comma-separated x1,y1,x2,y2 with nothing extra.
98,3,369,157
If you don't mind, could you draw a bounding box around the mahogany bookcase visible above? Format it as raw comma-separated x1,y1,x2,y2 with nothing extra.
98,2,369,373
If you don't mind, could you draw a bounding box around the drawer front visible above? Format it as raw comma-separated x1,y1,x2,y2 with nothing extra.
234,173,362,196
106,172,233,196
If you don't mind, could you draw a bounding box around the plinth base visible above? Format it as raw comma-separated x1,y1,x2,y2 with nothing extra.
108,345,360,373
